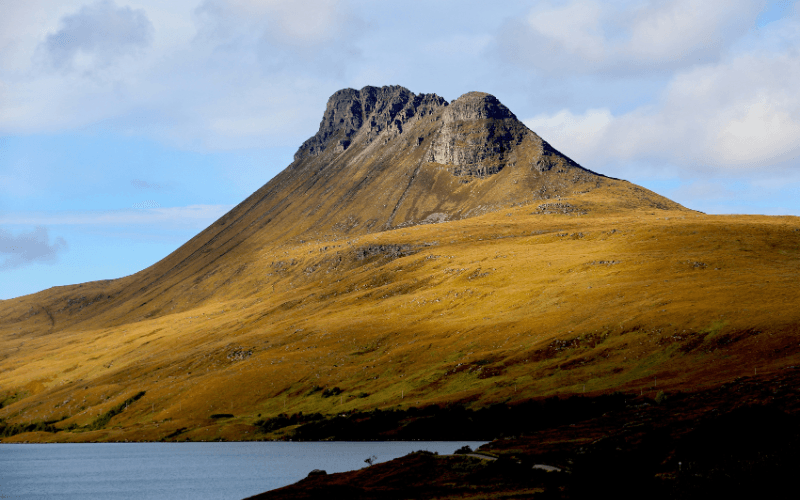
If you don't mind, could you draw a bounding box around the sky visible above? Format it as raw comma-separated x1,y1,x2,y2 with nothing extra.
1,0,799,300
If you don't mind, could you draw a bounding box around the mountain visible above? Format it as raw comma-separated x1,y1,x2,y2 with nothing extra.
0,86,798,444
0,86,679,330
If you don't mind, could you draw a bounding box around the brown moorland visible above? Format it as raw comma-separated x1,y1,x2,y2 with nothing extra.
0,86,798,449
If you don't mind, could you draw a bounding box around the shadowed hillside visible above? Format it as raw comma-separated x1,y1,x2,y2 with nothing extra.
0,86,798,444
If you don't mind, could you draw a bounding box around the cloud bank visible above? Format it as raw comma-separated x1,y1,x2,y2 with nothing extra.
1,0,799,177
0,205,235,229
43,0,154,72
522,1,800,176
525,45,800,176
0,226,68,270
498,0,764,75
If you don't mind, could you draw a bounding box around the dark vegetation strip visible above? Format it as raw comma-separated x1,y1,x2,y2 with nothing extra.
255,392,630,441
0,414,72,437
160,427,189,441
86,391,146,430
0,419,59,437
209,413,234,419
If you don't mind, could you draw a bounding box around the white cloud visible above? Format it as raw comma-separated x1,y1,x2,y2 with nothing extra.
42,0,154,73
525,108,613,165
1,0,796,162
0,0,363,150
524,10,800,176
500,0,765,74
0,205,234,229
0,226,68,270
192,0,364,71
525,0,606,63
194,0,357,47
626,0,754,62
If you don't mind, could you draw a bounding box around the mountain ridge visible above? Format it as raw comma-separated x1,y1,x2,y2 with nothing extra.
0,86,681,329
49,84,679,326
2,85,797,446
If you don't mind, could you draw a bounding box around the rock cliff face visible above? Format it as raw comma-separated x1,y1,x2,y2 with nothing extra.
295,86,591,187
295,86,447,160
426,92,530,179
443,91,514,121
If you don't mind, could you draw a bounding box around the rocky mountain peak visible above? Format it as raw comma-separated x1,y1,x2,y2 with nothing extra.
426,92,529,179
260,84,675,240
294,85,447,160
443,91,516,123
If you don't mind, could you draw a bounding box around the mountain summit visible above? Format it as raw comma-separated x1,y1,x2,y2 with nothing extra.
245,85,679,241
1,86,798,447
0,85,684,327
0,85,685,332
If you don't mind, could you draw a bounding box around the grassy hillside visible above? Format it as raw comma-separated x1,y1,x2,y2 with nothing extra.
1,185,798,443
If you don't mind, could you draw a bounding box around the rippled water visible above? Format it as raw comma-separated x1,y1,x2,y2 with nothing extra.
0,441,486,499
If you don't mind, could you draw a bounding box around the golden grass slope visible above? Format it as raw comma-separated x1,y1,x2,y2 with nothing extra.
1,186,799,442
0,90,683,334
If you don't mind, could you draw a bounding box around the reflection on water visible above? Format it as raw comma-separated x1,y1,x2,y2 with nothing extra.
0,441,487,500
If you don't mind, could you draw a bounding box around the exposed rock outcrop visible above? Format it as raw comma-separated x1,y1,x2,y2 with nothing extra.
354,244,417,261
426,92,529,180
294,86,447,160
272,84,667,239
442,91,515,122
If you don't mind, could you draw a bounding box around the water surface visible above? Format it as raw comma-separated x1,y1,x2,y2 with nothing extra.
0,441,486,499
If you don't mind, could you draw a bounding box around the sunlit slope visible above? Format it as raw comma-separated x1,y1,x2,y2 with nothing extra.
1,190,798,442
0,85,794,442
0,88,683,332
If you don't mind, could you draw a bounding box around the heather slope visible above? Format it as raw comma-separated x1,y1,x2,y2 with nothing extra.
1,204,798,442
0,87,681,329
1,86,798,443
